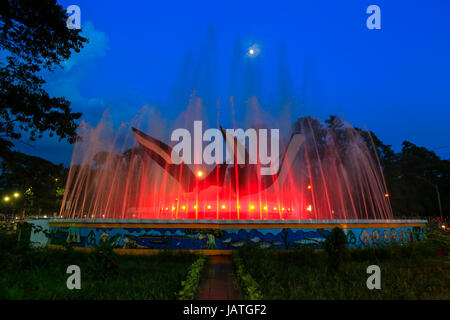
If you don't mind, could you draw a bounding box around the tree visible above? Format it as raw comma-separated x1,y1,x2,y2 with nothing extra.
395,141,449,218
292,115,449,219
0,0,87,157
324,227,348,272
0,151,66,216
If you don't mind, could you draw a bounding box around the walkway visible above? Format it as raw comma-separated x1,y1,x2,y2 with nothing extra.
197,255,239,300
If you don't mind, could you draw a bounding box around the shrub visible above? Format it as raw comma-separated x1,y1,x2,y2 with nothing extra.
233,252,263,300
86,234,120,281
177,254,207,300
323,227,348,272
424,223,450,253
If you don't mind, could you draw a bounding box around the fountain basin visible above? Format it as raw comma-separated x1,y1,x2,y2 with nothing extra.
41,219,427,255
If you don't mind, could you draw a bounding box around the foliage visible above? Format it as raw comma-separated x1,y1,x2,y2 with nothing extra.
0,230,197,299
177,254,207,300
0,151,66,216
233,250,263,300
323,227,349,272
86,234,121,281
16,220,32,247
0,0,87,156
424,223,450,253
234,241,449,299
293,115,450,219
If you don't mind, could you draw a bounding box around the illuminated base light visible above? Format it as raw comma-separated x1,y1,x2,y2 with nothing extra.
307,185,312,190
196,170,204,178
207,205,211,210
193,205,198,209
306,205,312,212
263,205,268,211
221,204,226,210
181,205,186,210
249,204,255,211
385,193,390,197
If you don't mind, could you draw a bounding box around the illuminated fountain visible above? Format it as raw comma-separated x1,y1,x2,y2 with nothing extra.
60,113,392,221
38,39,425,252
38,107,426,253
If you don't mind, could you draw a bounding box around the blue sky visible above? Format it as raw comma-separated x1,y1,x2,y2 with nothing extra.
15,0,450,164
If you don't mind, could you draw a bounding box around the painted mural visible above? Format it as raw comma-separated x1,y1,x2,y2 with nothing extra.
48,225,425,250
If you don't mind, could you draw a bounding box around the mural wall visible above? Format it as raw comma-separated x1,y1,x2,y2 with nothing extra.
48,225,425,250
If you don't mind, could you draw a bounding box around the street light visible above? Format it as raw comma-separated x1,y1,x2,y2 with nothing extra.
13,192,19,198
4,196,10,202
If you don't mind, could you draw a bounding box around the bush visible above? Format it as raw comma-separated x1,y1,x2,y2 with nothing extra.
424,223,450,254
86,235,120,281
233,253,263,300
177,255,207,300
324,227,348,272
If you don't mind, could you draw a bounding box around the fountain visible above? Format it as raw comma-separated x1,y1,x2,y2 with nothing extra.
39,107,426,254
33,38,426,253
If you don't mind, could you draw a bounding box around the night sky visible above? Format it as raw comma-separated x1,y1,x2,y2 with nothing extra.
15,0,450,165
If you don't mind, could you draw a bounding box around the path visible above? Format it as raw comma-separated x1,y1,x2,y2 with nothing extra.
197,255,239,300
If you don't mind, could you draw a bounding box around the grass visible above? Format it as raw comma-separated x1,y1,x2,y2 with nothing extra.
234,230,450,300
0,231,197,300
2,225,449,300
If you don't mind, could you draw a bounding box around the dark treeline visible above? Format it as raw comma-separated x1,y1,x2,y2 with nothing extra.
292,116,449,219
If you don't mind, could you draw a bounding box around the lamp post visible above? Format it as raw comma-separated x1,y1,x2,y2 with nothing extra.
3,196,11,220
2,192,21,220
416,176,443,221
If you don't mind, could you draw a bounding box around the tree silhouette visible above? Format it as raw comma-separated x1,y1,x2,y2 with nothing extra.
0,0,88,156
